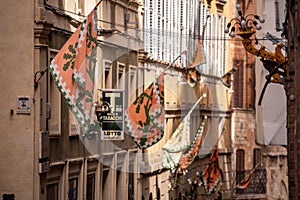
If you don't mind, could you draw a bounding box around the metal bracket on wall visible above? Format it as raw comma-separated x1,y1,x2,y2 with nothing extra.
34,68,48,90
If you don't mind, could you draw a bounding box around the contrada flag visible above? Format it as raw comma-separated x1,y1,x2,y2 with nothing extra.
162,94,206,169
125,73,165,148
178,117,206,170
49,8,99,137
201,145,223,194
236,164,259,189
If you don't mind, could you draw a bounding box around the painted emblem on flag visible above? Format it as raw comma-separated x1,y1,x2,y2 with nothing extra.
125,73,165,148
201,146,223,194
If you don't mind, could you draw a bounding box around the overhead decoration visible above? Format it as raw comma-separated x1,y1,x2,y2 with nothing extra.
125,73,165,148
224,3,287,105
186,16,209,87
48,6,99,138
201,145,223,194
186,67,198,88
162,94,206,170
221,66,240,88
178,116,207,171
236,163,261,189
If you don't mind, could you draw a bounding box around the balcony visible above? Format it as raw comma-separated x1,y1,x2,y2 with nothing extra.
235,168,267,195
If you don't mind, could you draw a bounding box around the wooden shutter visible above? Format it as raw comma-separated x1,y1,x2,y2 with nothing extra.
253,148,262,168
236,149,245,170
233,60,244,108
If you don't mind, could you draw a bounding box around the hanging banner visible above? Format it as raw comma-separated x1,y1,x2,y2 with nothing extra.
100,89,124,140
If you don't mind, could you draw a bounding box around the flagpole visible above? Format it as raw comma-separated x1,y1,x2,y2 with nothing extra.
235,160,263,189
95,0,103,8
163,50,187,73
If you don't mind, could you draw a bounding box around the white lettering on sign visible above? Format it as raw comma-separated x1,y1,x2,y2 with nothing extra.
104,92,120,113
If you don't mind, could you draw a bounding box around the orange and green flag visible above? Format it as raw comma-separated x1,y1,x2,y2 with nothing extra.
201,145,223,194
125,73,165,148
48,7,99,137
178,117,206,170
221,66,239,87
236,163,260,189
186,17,208,87
162,94,206,170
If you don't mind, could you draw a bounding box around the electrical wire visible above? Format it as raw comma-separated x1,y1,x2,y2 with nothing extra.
43,3,286,42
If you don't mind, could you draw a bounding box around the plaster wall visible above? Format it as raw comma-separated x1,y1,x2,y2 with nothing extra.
0,0,35,199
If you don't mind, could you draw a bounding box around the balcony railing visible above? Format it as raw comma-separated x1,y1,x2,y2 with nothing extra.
236,168,267,195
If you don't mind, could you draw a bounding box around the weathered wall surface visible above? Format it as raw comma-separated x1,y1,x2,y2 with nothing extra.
0,0,35,199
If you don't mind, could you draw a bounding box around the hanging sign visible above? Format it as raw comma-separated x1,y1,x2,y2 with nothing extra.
100,89,124,140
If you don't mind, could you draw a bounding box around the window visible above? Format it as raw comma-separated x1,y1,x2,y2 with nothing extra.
117,63,125,90
144,0,203,65
86,174,95,200
69,111,78,136
233,60,244,108
47,183,59,200
104,61,112,89
149,193,153,200
110,3,116,29
156,188,161,200
220,16,226,75
178,192,182,200
49,57,61,136
236,149,245,170
236,149,245,189
128,163,134,200
253,148,262,168
201,13,226,76
102,169,109,199
76,0,85,15
129,66,137,103
68,178,78,200
274,0,284,32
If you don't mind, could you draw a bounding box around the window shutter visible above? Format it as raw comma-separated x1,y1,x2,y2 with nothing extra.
233,60,244,108
163,1,170,61
253,148,262,168
157,0,162,59
236,149,245,170
221,16,226,75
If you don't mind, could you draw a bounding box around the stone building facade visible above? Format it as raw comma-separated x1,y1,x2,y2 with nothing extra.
229,0,288,199
0,0,289,200
1,0,144,199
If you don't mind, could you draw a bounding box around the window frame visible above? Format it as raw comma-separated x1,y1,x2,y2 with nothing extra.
236,149,245,171
46,182,59,200
86,173,96,200
68,177,79,200
49,51,62,137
